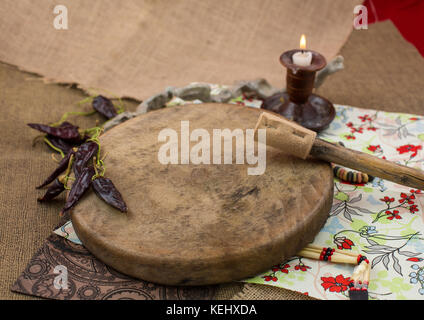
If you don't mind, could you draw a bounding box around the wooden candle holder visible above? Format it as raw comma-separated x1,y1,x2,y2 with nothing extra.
261,49,336,132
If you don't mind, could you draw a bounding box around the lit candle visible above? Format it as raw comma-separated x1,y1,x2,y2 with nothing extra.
292,34,312,67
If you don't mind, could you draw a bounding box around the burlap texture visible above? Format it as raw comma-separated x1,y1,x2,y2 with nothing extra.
0,64,141,300
0,20,423,300
316,21,424,115
0,0,361,101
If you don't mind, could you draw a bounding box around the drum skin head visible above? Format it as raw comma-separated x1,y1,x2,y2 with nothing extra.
71,103,333,285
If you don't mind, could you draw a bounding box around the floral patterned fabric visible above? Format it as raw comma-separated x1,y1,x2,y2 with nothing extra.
239,100,424,300
55,88,424,300
54,220,82,245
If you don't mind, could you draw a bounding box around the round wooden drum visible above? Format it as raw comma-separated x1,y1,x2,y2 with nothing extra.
71,103,333,285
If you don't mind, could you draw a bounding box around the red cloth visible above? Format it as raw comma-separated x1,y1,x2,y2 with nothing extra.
364,0,424,57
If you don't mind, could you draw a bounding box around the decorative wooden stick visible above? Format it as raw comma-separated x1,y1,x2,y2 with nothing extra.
305,244,359,258
299,245,369,266
299,243,371,300
353,260,368,277
349,260,370,300
255,112,424,190
302,246,358,263
363,262,371,285
297,248,358,265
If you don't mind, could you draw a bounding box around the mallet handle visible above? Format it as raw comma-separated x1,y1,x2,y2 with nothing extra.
310,138,424,190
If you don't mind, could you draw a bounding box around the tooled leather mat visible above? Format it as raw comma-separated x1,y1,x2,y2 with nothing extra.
11,232,215,300
71,103,334,286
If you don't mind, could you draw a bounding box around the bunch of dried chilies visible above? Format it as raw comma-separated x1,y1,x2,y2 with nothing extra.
28,95,128,213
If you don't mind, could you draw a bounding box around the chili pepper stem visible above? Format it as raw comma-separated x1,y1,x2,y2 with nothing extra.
51,153,62,163
76,95,97,106
93,157,99,176
92,156,106,180
60,154,75,190
100,152,108,162
43,137,65,158
49,110,97,127
85,126,104,171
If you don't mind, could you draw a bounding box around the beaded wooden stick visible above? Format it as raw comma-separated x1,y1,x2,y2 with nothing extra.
298,248,358,265
306,244,358,258
300,245,369,265
348,260,370,300
299,244,371,300
302,247,349,262
299,244,369,265
332,165,374,184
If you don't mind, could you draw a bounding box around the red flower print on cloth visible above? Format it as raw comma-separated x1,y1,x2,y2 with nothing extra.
263,276,278,282
358,115,372,122
368,145,382,153
397,144,422,158
399,193,415,204
407,258,423,262
351,127,363,134
271,263,290,274
280,264,290,274
321,275,351,293
334,236,354,250
345,114,377,140
386,210,402,220
263,262,293,282
294,263,311,272
409,204,419,213
373,190,422,223
380,196,395,203
241,93,254,102
341,180,365,187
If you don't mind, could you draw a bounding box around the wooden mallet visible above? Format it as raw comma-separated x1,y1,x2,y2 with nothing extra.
254,112,424,190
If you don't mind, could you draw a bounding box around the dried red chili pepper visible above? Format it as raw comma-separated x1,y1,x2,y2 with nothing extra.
92,95,118,119
37,149,75,189
63,166,95,212
92,177,128,212
73,141,99,179
59,121,76,129
37,179,65,202
39,123,85,155
28,122,81,141
57,121,88,144
45,135,75,154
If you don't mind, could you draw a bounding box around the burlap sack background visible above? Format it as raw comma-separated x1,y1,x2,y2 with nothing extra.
0,1,423,301
0,0,361,100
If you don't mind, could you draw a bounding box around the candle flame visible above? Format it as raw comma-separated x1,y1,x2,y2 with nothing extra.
300,34,306,50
